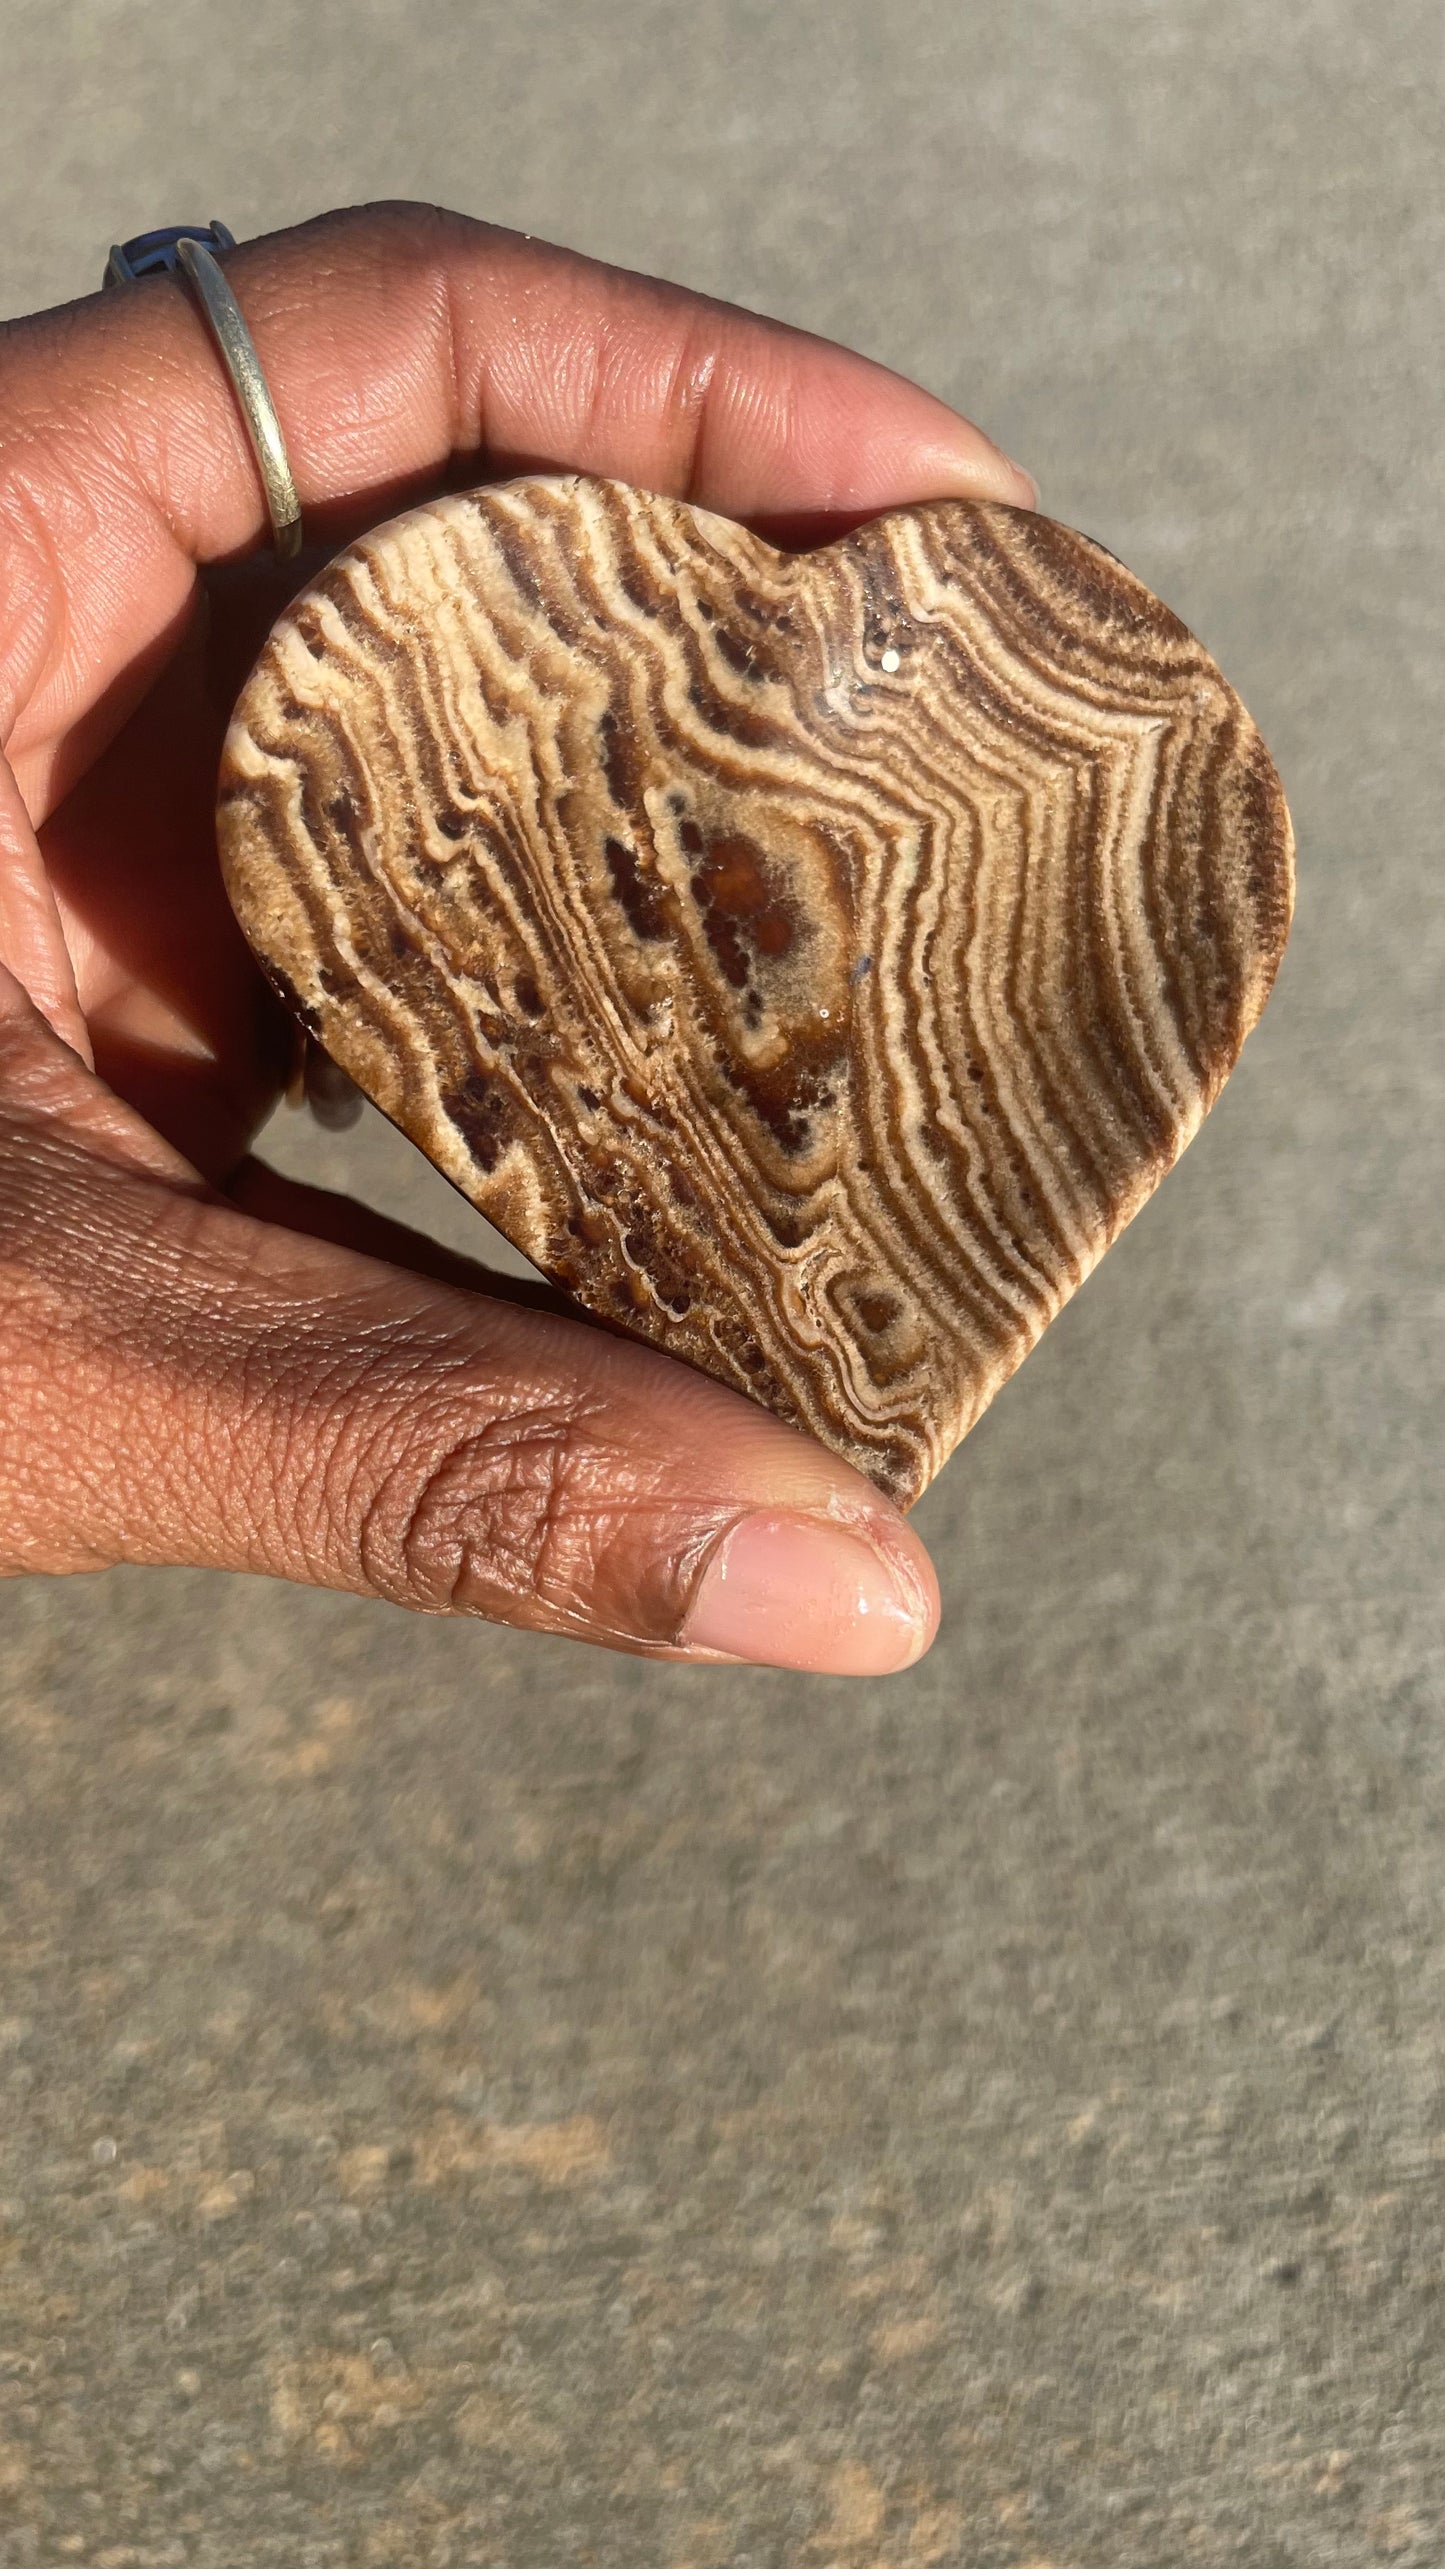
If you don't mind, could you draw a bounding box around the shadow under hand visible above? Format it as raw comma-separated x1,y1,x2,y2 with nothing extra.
227,1158,577,1320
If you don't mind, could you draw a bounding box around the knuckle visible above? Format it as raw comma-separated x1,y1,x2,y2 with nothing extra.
354,1392,620,1625
329,197,470,273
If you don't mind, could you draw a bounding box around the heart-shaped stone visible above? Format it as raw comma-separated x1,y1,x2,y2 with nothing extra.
218,477,1292,1506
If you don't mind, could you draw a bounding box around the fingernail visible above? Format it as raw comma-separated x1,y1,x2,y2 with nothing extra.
683,1511,929,1676
985,445,1040,509
921,432,1039,512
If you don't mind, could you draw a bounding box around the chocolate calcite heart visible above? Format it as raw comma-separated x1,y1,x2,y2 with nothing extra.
217,477,1293,1506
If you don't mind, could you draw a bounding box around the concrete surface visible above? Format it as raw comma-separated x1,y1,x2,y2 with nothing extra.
1,4,1441,2562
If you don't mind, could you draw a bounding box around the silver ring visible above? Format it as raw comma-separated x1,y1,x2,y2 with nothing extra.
103,223,303,564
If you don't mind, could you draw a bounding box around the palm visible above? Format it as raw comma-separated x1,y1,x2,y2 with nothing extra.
33,554,323,1176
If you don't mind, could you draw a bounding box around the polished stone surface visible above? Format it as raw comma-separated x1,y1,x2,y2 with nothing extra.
0,3,1439,2561
221,481,1290,1502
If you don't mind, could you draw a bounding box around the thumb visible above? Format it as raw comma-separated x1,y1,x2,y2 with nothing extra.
0,993,938,1676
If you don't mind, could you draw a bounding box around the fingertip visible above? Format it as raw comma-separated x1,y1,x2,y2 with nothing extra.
906,430,1039,513
706,328,1039,520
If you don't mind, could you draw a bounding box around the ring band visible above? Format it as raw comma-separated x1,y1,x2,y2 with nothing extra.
103,223,303,563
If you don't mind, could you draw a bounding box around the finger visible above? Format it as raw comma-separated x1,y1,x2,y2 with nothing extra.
0,987,938,1675
1,201,1036,817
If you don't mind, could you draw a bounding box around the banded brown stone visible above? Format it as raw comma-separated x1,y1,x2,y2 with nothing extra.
218,477,1293,1506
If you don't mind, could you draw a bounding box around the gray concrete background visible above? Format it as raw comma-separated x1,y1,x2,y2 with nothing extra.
1,4,1441,2562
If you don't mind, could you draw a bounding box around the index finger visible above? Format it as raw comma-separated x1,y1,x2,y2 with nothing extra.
0,201,1035,802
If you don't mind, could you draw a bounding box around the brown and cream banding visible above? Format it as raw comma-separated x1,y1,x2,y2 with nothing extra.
218,477,1293,1505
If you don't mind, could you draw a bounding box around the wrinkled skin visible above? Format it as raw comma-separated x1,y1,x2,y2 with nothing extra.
0,203,1035,1670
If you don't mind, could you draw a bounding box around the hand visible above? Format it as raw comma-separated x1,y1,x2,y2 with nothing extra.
0,203,1035,1672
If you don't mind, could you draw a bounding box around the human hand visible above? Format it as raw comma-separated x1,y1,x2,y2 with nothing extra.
0,204,1036,1671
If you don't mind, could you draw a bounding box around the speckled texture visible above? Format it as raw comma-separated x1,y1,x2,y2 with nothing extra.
1,1561,1441,2565
219,481,1290,1503
0,2,1441,2563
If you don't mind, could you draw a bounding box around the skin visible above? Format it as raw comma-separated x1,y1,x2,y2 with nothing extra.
0,202,1036,1670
